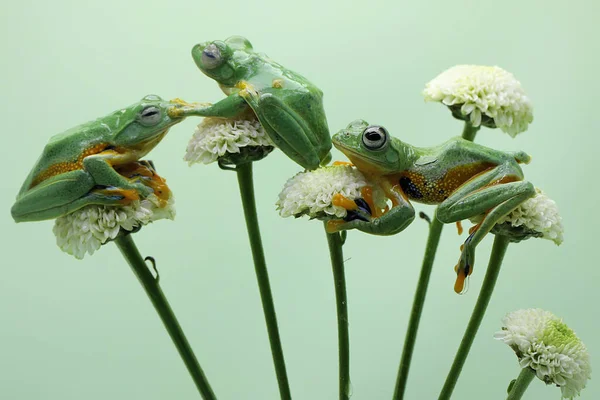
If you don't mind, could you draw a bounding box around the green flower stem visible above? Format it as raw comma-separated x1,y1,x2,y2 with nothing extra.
392,121,479,399
438,235,510,400
236,162,291,400
461,121,480,141
324,224,350,400
506,368,536,400
392,213,443,399
114,234,216,400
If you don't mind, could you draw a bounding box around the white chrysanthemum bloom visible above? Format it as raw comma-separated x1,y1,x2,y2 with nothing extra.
423,65,533,136
53,194,175,259
277,164,387,219
495,309,591,399
496,188,563,245
184,117,274,165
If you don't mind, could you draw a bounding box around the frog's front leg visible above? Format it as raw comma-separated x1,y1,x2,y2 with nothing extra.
436,163,535,293
83,152,153,197
327,189,415,236
173,94,250,119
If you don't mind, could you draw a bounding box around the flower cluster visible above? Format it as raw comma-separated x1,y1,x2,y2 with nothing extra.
53,194,175,259
277,164,386,220
53,162,175,259
423,65,533,136
493,188,563,245
495,309,591,399
184,117,274,166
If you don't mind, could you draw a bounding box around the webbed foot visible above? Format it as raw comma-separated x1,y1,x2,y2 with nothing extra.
361,186,385,218
93,187,141,205
332,193,359,211
454,236,476,294
326,219,347,233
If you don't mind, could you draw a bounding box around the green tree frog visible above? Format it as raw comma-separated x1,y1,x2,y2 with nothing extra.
329,120,535,293
173,35,332,170
11,95,185,222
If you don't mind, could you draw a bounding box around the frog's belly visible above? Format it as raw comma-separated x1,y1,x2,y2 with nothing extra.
394,162,496,204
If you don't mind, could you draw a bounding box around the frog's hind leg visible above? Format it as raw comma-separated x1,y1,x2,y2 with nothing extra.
453,184,533,293
15,187,141,222
436,163,535,293
11,170,95,222
244,92,325,170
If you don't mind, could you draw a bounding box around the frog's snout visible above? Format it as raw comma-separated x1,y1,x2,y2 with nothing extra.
191,43,204,57
331,130,349,147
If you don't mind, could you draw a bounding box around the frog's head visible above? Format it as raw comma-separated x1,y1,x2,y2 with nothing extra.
111,95,185,146
332,120,401,174
191,36,254,87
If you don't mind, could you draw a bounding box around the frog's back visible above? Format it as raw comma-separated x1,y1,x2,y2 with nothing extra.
247,57,328,125
17,120,115,195
397,138,528,204
437,138,526,166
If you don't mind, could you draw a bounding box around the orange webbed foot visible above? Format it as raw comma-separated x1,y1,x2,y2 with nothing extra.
332,193,358,211
326,219,346,233
454,268,468,294
94,188,140,205
360,186,385,218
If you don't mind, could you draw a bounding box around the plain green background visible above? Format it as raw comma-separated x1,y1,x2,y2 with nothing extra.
1,0,598,399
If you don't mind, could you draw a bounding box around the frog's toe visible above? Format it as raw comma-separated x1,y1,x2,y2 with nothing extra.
94,188,141,205
332,161,354,167
332,193,358,211
456,221,464,235
454,251,474,294
169,98,195,107
132,182,154,198
454,267,469,294
326,219,347,233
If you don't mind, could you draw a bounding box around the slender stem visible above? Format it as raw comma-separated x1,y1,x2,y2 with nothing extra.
324,224,350,400
114,234,216,400
392,121,479,399
461,121,480,141
438,235,510,400
506,368,536,400
236,162,291,400
393,214,443,399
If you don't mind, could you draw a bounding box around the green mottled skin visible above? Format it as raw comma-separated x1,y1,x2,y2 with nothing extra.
11,95,185,222
180,35,331,170
331,120,535,293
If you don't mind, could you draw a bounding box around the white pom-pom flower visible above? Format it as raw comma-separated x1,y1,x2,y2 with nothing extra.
495,309,591,399
53,194,175,260
423,65,533,136
184,117,274,165
277,164,386,220
496,188,563,245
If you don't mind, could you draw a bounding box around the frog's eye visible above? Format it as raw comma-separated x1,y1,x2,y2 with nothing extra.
202,44,222,69
139,106,162,126
362,125,388,150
